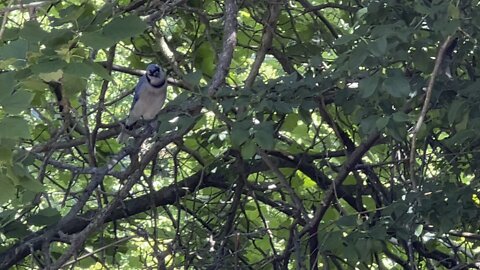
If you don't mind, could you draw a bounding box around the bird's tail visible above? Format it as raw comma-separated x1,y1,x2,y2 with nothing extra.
117,131,129,144
118,116,137,144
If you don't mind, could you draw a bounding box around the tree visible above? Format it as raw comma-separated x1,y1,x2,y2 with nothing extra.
0,0,479,269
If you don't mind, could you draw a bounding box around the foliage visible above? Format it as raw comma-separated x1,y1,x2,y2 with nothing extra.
0,0,479,269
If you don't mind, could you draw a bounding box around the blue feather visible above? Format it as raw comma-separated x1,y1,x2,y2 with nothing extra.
118,64,168,143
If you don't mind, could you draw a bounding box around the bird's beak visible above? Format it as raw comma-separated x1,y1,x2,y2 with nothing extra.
149,70,159,77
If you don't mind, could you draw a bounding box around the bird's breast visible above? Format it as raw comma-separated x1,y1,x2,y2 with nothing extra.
131,86,166,120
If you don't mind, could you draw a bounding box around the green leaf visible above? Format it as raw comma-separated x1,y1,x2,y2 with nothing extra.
31,59,67,74
414,224,423,237
19,21,48,43
91,2,115,26
0,117,31,139
360,115,378,135
231,120,251,147
19,177,44,192
347,46,368,70
43,29,75,49
88,61,113,81
0,90,34,114
334,34,358,45
220,97,234,112
392,112,410,122
356,238,372,264
359,74,380,98
446,4,459,20
383,70,411,97
310,55,323,67
103,16,147,42
294,170,315,188
343,175,356,185
362,196,377,210
448,99,465,124
455,112,469,131
62,74,87,95
38,70,63,82
375,116,390,130
319,231,343,252
254,122,275,150
177,115,198,134
27,208,61,226
2,27,19,41
336,215,357,227
0,175,16,204
194,43,215,76
0,39,28,61
20,78,49,92
273,101,292,114
184,70,203,86
344,242,359,263
445,129,473,146
156,113,176,134
369,36,387,57
64,62,95,78
356,7,368,18
0,143,14,161
55,4,88,24
2,220,30,238
282,113,299,131
0,72,16,101
370,226,387,240
241,140,256,159
80,31,115,50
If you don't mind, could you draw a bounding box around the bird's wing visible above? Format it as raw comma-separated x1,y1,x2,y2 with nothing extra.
130,75,148,111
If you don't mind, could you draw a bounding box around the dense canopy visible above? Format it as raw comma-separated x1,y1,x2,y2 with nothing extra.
0,0,479,269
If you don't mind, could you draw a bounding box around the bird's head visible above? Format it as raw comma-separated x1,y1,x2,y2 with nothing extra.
146,64,162,78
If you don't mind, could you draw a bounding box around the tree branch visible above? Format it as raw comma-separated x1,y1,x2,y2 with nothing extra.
208,0,238,95
0,1,50,14
296,0,339,39
245,0,283,88
304,3,359,13
299,130,381,237
409,35,454,190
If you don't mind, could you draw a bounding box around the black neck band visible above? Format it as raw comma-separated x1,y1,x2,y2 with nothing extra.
146,75,166,88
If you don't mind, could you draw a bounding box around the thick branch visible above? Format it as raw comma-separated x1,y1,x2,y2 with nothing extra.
208,0,237,95
97,62,192,90
245,0,283,88
299,130,381,237
269,47,298,75
0,149,461,268
0,169,206,269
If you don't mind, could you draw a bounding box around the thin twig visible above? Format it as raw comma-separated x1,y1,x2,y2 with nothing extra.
61,236,135,268
409,35,453,190
296,0,339,39
258,150,308,220
303,3,359,13
0,1,50,14
298,130,381,237
48,117,195,268
90,45,116,166
0,0,14,40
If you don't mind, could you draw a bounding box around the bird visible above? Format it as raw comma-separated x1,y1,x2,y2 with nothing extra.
117,64,168,143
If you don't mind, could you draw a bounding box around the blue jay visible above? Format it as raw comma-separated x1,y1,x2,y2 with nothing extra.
117,64,168,143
